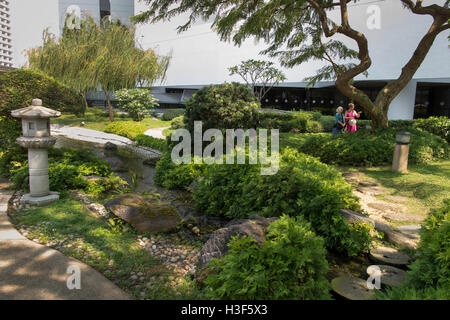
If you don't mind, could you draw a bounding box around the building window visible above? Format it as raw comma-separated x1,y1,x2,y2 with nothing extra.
100,0,111,20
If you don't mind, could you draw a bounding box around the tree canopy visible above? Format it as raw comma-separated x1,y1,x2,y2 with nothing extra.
134,0,450,127
229,59,286,101
28,15,170,122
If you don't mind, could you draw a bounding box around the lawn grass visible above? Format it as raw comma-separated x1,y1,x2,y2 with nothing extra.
358,160,450,216
54,107,172,132
10,197,200,300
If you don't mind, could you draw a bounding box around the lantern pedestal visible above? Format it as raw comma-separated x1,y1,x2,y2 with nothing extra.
392,130,411,173
20,192,60,206
11,98,61,206
392,144,410,173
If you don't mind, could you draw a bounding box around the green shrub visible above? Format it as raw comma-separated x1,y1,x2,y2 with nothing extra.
280,126,448,166
0,69,84,150
194,148,372,256
414,116,450,143
115,88,159,121
135,134,167,151
154,150,206,190
162,108,185,121
0,69,84,117
378,200,450,300
104,121,147,139
318,115,336,133
170,115,185,130
257,110,324,133
203,215,331,300
184,83,259,132
85,175,128,195
8,148,124,195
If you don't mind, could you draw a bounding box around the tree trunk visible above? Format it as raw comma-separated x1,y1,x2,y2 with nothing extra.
102,85,114,122
80,92,89,111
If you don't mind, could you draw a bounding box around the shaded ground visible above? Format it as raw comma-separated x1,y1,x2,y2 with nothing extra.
0,178,131,300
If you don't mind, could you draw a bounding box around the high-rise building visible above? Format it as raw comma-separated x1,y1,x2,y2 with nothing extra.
58,0,134,30
0,0,13,67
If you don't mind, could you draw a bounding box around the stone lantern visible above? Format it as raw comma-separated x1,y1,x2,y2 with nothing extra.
11,99,61,205
392,130,411,173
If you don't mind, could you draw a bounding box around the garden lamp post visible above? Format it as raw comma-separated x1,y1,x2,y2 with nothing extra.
11,99,61,205
392,130,411,173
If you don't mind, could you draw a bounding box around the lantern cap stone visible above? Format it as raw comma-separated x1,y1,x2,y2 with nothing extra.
11,99,61,119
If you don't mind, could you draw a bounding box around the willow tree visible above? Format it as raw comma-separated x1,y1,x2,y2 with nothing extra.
29,15,170,122
134,0,450,128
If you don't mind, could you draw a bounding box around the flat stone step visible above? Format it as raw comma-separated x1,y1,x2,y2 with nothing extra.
375,221,419,249
369,246,412,267
331,275,375,300
375,265,407,287
397,225,422,234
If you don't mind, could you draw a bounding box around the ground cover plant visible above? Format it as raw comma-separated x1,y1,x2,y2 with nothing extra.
377,200,450,300
1,147,126,196
9,197,200,300
203,215,331,300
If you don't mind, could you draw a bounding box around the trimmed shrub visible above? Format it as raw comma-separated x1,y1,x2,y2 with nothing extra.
0,69,84,150
203,215,331,300
378,200,450,300
280,126,449,166
104,121,147,140
194,148,372,256
170,115,185,129
162,108,185,121
184,83,259,132
0,69,85,117
257,110,324,133
135,134,167,151
414,116,450,143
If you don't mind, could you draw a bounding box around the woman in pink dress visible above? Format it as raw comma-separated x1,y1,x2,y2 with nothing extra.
345,103,362,132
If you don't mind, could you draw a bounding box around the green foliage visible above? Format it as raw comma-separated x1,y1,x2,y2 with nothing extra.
0,69,84,150
85,175,128,196
6,147,125,195
170,115,185,129
257,110,324,133
378,200,450,300
154,151,205,190
28,16,170,110
184,83,260,132
194,148,372,256
0,118,22,153
135,134,167,151
203,216,331,300
162,108,185,121
115,88,159,121
104,121,147,139
280,127,449,166
414,116,450,143
228,59,286,100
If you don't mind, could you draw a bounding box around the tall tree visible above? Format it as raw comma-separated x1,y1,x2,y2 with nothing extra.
229,59,286,101
28,15,170,122
134,0,450,128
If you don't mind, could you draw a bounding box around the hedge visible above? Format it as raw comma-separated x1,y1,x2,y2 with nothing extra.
0,69,84,151
280,126,449,166
161,108,185,121
104,121,147,140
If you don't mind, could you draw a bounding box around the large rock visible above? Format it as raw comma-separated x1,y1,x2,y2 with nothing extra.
104,194,181,233
197,215,277,269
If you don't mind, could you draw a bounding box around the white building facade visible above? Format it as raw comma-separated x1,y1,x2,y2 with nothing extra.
0,0,12,67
